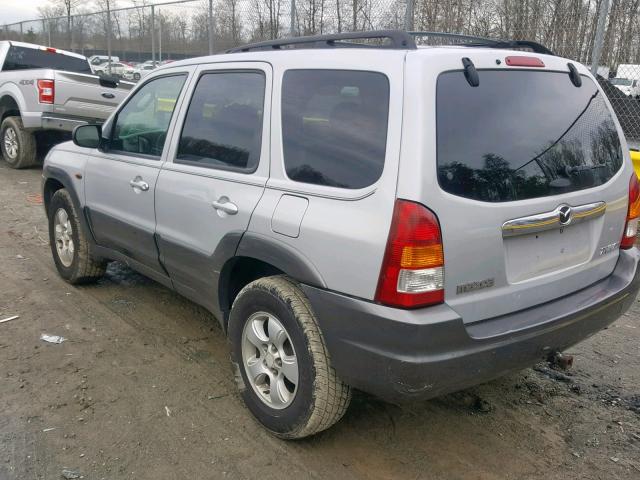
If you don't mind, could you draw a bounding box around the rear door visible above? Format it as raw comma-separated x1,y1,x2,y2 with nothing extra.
154,62,271,304
401,51,631,324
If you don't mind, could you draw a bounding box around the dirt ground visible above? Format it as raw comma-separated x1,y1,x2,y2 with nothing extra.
0,160,639,480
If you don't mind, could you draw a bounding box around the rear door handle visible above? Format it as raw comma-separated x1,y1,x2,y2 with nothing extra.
212,196,238,215
129,177,149,192
101,92,115,99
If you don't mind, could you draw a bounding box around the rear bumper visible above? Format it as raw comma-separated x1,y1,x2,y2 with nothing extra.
303,248,640,403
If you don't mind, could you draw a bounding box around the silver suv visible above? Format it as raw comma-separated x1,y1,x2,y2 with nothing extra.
43,31,640,439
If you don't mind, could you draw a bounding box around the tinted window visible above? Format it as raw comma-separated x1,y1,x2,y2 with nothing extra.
282,70,389,189
111,75,186,157
177,71,265,171
3,46,91,74
437,70,623,202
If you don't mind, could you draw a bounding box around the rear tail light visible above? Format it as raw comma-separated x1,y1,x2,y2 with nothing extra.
375,200,444,308
621,173,640,249
37,79,55,104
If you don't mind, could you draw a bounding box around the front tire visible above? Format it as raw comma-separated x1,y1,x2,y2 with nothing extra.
1,116,37,169
48,189,106,284
229,276,351,439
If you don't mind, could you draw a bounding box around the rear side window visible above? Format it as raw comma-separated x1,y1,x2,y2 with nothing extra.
3,46,91,74
437,70,623,202
282,70,389,189
177,71,265,172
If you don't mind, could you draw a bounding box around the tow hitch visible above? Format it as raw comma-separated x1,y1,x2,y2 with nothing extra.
549,352,574,370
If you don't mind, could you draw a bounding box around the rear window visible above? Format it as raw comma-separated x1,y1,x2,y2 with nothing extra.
282,69,389,189
3,46,91,74
437,70,623,202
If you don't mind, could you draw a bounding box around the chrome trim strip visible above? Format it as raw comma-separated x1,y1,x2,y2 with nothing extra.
502,201,606,238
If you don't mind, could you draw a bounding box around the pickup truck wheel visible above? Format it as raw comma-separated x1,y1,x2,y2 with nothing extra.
229,275,351,439
1,116,37,169
48,189,106,284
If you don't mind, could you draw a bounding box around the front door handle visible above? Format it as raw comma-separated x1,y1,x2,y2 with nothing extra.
129,177,149,192
212,196,238,215
101,92,115,99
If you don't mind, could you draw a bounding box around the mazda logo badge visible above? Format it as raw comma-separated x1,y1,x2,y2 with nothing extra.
558,205,572,225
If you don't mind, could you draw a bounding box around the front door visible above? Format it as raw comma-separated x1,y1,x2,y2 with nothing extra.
154,63,272,309
84,73,188,274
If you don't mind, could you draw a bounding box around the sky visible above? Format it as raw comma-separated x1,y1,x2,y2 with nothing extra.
1,0,51,24
0,0,150,25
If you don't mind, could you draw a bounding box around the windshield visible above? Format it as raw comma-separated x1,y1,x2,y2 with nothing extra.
436,70,623,202
3,46,91,74
611,78,633,86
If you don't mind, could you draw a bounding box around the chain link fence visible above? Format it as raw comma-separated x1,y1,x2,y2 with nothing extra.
2,0,640,145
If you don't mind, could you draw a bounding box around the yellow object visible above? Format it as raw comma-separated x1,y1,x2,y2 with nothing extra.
157,97,177,112
631,150,640,179
400,245,444,268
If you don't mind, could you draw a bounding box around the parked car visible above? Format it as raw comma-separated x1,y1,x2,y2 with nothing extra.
0,41,134,168
610,77,640,98
42,31,640,439
123,63,156,81
88,55,120,73
93,62,129,78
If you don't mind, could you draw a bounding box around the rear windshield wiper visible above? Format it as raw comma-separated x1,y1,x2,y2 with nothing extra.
566,164,609,174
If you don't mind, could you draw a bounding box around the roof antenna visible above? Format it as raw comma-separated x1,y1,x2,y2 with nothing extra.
567,63,582,87
462,57,479,87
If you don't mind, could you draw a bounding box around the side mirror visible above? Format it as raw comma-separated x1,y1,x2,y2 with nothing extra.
99,76,119,88
73,124,102,149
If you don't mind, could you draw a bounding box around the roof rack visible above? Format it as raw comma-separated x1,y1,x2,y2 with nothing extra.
225,29,554,56
226,30,417,53
409,32,554,55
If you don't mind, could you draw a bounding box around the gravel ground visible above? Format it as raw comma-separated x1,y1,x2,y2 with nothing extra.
1,161,639,480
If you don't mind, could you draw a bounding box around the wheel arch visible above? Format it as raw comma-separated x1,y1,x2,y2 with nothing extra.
217,232,326,331
43,177,65,216
42,164,95,244
0,93,21,122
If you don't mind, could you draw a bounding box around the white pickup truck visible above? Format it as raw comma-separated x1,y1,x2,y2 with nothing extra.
0,41,133,168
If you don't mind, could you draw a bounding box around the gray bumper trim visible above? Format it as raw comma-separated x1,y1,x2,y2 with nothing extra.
303,249,640,403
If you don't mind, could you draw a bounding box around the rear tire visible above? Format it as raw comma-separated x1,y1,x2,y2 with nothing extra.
229,275,351,439
1,116,37,169
48,189,106,284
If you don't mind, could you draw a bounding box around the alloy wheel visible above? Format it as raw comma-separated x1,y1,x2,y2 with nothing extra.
3,127,18,159
241,312,298,409
53,208,75,267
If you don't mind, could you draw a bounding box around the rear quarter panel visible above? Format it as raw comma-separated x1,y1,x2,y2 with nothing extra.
247,50,406,300
0,70,53,127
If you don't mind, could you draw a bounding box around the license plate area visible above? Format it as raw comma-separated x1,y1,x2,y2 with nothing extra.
504,223,592,283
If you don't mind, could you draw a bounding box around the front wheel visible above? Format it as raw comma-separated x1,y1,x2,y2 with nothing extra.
133,72,141,81
48,189,106,284
228,276,351,439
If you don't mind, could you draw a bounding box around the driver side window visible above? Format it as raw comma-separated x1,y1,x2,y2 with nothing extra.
111,74,186,158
